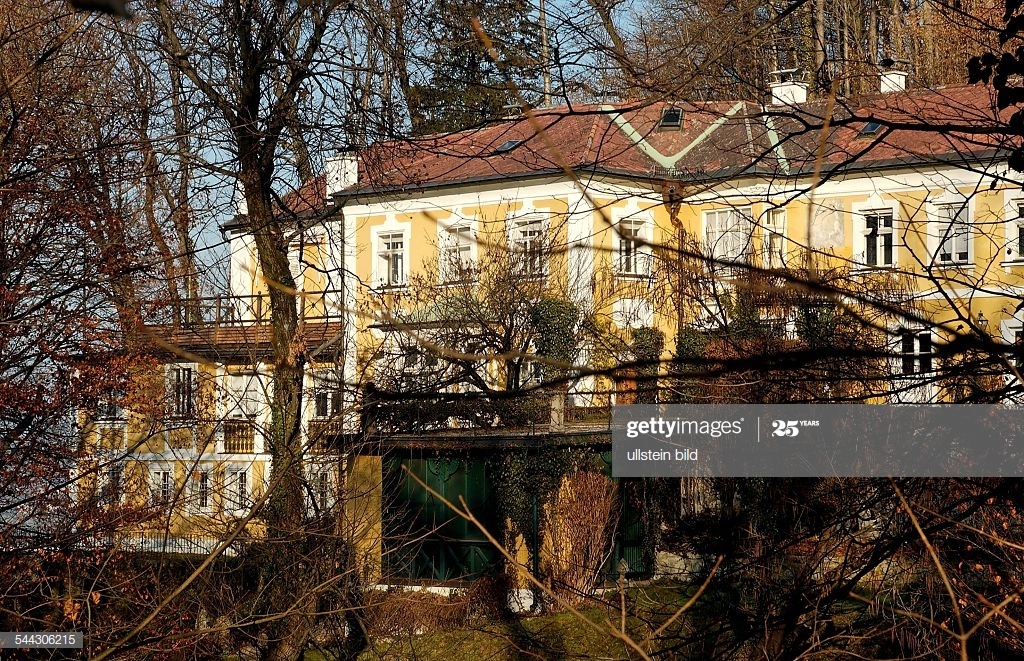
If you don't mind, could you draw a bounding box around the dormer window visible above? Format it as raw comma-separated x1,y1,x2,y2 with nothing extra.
659,107,683,130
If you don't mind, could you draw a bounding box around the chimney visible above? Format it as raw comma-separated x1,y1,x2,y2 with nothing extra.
325,152,359,198
236,195,248,217
880,69,907,93
769,69,807,106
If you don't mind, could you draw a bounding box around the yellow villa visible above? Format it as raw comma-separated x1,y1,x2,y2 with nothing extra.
80,71,1024,578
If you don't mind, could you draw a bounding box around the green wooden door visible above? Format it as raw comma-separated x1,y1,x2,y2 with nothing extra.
383,454,499,581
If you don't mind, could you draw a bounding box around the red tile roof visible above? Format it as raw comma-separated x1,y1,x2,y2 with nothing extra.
284,84,1013,215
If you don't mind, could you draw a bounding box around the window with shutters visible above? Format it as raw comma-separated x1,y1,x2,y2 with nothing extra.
168,365,196,418
226,373,261,419
98,464,123,506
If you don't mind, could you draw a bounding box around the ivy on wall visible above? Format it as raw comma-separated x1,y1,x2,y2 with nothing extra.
528,296,579,384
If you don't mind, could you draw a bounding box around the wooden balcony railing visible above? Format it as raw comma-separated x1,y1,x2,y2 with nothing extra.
167,290,344,328
223,419,255,453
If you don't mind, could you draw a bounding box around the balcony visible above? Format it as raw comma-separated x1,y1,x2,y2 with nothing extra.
167,290,344,328
148,291,345,359
223,420,256,453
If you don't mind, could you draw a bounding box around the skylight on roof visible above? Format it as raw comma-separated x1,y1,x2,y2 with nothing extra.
860,121,882,136
493,139,522,155
660,107,683,130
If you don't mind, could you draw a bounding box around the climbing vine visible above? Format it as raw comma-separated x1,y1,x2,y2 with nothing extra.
529,296,579,383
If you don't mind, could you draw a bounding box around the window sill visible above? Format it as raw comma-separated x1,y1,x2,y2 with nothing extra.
850,265,898,275
929,261,974,271
374,284,409,294
1000,259,1024,268
614,272,653,282
439,278,476,288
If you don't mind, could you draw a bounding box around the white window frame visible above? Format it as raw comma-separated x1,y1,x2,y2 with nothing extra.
852,196,899,269
615,217,652,278
305,463,336,517
1001,318,1024,369
1003,194,1024,263
509,214,549,277
931,196,972,266
189,467,213,514
378,232,406,288
890,328,936,404
371,220,411,290
150,466,175,507
225,372,262,419
703,207,753,266
311,368,343,420
612,297,654,329
521,358,545,388
167,364,197,418
761,208,787,270
224,466,251,515
440,222,477,283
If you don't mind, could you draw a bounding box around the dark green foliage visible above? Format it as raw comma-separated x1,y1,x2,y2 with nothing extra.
489,447,588,539
407,0,541,135
529,296,579,384
670,326,710,403
632,327,664,404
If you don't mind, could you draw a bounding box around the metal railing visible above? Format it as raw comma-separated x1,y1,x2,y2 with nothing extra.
168,290,344,328
84,532,248,557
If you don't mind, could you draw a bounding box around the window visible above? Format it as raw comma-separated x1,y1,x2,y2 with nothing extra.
306,467,335,516
442,225,475,282
521,359,544,387
863,211,894,267
659,107,683,129
1009,202,1024,261
169,366,195,418
287,242,304,291
511,217,547,276
617,219,649,276
762,208,787,270
151,468,174,506
860,121,882,136
191,469,211,513
378,232,406,287
99,465,123,506
226,373,261,419
313,370,342,419
705,207,753,264
936,203,969,264
900,330,933,375
226,468,249,514
96,398,122,420
493,139,522,155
